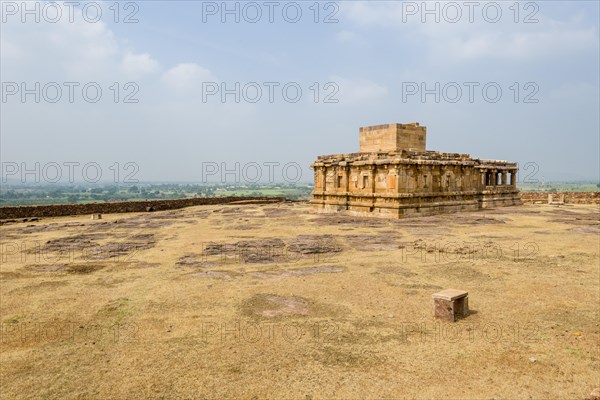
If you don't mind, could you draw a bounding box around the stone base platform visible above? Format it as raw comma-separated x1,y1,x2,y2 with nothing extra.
311,190,522,219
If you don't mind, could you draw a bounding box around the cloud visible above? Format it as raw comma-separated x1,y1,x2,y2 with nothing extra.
121,52,160,77
1,5,121,80
160,63,215,92
422,21,598,63
1,2,215,88
340,2,599,64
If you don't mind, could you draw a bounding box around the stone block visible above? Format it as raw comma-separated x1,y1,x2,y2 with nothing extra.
432,289,469,322
359,123,426,153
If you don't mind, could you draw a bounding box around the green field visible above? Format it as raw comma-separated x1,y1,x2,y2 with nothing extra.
518,182,599,192
0,184,314,206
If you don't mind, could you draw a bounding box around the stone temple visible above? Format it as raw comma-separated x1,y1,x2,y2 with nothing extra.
310,123,522,218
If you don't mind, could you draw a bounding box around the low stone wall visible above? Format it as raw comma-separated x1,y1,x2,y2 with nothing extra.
520,192,599,204
0,196,286,220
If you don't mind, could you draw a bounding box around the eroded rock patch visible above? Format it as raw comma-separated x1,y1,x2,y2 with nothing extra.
241,294,310,318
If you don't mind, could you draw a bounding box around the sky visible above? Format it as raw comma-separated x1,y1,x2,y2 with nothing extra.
1,0,599,184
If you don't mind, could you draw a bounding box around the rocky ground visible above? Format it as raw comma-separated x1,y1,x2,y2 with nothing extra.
0,201,599,399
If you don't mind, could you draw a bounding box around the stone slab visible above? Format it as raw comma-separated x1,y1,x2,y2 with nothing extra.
432,289,468,301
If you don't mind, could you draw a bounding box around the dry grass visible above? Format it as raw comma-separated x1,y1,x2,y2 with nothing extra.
0,202,599,399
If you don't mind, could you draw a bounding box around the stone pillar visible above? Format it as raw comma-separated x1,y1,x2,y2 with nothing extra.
360,171,368,192
501,171,507,185
369,166,376,193
318,167,326,192
396,166,405,194
418,166,426,193
455,166,462,191
386,166,399,193
313,170,320,191
460,167,468,190
432,166,442,192
333,167,339,192
408,166,417,192
510,170,517,186
349,167,358,192
425,166,433,192
343,166,350,193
